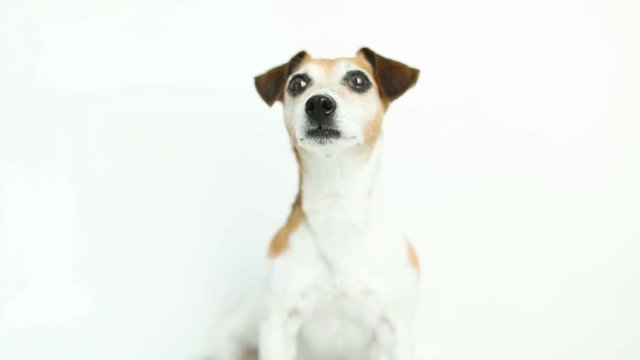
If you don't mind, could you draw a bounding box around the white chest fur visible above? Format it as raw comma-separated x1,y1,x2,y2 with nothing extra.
258,139,418,360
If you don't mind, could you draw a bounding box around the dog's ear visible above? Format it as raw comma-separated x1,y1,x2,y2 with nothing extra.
357,47,419,103
255,51,309,106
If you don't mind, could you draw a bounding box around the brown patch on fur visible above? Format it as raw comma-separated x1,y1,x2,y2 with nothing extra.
290,55,375,86
351,54,387,148
267,144,308,259
363,109,385,147
352,54,375,75
267,193,305,258
406,238,421,275
304,58,336,73
357,47,419,105
255,51,309,106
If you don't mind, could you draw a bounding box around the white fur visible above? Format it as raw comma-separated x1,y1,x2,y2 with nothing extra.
214,59,419,360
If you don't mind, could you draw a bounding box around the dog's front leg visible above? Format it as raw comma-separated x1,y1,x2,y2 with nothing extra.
258,308,303,360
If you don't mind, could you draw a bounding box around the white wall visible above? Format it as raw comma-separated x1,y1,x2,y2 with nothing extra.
1,0,639,359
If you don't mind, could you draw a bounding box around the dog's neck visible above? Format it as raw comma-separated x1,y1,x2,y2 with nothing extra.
299,138,382,201
297,137,385,239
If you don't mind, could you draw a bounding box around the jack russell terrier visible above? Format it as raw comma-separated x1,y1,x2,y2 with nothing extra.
214,48,421,360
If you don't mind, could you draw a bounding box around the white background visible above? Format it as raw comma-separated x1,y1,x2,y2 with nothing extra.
1,0,639,359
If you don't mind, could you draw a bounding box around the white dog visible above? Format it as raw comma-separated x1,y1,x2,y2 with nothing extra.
214,48,421,360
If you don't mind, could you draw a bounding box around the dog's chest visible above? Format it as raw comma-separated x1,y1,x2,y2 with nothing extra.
288,194,406,305
269,189,412,359
289,243,388,360
301,196,390,279
286,213,402,360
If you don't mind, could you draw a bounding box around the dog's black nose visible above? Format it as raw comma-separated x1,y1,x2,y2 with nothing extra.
305,95,336,125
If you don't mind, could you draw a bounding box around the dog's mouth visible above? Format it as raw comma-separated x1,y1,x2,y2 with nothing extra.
305,127,341,141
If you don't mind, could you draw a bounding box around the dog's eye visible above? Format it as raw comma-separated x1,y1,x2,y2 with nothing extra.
349,75,367,88
288,74,310,96
345,71,372,93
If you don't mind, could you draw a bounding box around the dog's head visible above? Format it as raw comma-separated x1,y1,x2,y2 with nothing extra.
255,48,419,153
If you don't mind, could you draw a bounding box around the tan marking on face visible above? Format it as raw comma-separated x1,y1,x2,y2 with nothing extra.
355,52,387,147
352,53,375,78
286,56,386,152
406,237,421,275
350,56,386,148
354,52,393,109
255,51,310,106
364,109,384,147
267,194,305,258
300,56,377,89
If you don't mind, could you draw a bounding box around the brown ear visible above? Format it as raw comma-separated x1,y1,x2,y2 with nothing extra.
254,51,308,106
358,47,419,103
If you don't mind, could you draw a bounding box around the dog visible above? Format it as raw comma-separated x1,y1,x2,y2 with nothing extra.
214,47,420,360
